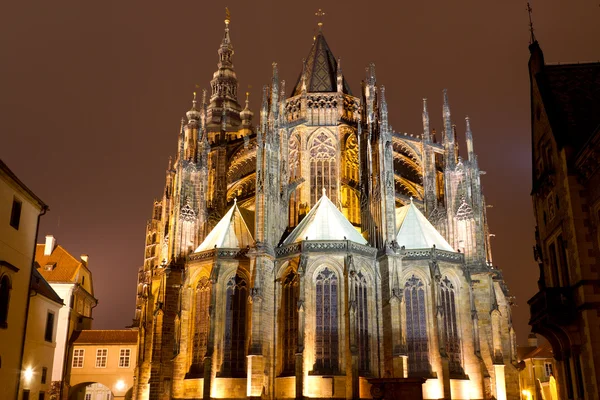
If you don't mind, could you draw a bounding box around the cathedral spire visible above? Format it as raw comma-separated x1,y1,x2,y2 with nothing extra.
465,116,475,162
422,98,431,143
218,7,233,69
443,89,456,169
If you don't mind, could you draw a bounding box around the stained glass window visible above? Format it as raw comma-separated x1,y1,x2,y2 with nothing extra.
281,270,299,375
314,267,339,373
222,274,247,377
440,276,462,374
404,275,430,375
355,271,370,374
192,278,211,370
310,132,337,206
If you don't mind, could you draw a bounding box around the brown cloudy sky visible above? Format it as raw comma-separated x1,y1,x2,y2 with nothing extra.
2,0,599,344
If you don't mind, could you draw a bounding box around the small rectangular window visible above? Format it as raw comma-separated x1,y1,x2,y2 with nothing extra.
85,394,91,400
38,392,45,400
95,348,108,368
544,361,553,377
41,367,47,384
119,348,131,368
72,349,85,368
10,198,22,230
44,312,54,342
23,390,30,400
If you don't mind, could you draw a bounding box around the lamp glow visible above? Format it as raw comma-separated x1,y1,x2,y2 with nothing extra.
115,380,126,391
24,367,34,381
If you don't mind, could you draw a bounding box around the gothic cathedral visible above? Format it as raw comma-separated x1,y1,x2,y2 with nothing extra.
132,12,519,400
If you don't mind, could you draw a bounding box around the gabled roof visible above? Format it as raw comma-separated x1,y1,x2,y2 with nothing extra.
518,341,553,361
35,244,86,283
283,193,367,245
30,268,63,305
395,201,455,252
72,330,138,345
536,61,600,153
291,32,352,96
194,201,254,252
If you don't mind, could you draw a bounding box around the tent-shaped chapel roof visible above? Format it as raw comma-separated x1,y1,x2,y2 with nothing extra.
395,201,455,252
283,192,367,245
194,200,254,252
291,31,352,96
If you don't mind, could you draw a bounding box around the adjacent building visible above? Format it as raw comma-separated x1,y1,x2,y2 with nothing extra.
131,11,519,400
527,34,600,399
69,330,137,400
0,159,48,400
19,269,63,400
517,334,558,400
35,236,98,400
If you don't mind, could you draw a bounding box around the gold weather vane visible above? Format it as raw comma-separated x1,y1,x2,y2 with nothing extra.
225,7,231,24
315,9,325,30
526,3,536,44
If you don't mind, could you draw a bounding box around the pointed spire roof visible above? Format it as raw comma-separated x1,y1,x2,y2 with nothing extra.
194,200,254,252
395,200,455,252
291,32,352,96
283,192,367,245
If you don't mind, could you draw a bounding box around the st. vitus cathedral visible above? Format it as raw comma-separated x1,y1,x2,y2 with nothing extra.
132,11,519,400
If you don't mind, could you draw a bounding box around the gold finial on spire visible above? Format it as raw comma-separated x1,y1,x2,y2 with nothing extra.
315,9,325,30
526,3,536,44
225,7,231,25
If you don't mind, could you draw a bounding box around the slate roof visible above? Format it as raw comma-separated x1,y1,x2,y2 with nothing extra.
291,31,352,96
537,62,600,153
35,244,85,283
283,193,367,245
395,201,455,252
72,330,138,345
194,201,254,252
30,268,63,305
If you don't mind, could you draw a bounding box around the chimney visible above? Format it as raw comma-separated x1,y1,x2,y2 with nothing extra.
527,333,538,347
80,254,89,264
44,235,56,256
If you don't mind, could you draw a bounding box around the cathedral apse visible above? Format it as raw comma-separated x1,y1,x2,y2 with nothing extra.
131,9,519,400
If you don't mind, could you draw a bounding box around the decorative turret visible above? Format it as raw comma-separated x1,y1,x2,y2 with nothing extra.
240,92,253,125
186,92,201,122
206,7,242,129
465,116,475,162
443,89,456,170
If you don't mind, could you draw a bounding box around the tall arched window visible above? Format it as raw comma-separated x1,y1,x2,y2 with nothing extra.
355,271,370,374
222,274,247,377
0,275,10,328
310,132,337,206
192,278,211,371
281,270,299,375
404,275,430,375
314,267,339,373
440,276,462,374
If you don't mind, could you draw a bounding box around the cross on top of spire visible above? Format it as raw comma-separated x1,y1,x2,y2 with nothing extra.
315,9,325,30
225,7,231,25
526,3,536,44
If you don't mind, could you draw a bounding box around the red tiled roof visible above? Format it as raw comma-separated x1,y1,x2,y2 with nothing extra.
35,244,84,283
72,330,138,345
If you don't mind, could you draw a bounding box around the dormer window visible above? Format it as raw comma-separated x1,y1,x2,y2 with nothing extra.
44,263,56,271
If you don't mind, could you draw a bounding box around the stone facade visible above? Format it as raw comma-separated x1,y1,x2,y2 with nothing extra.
527,37,600,400
131,12,518,400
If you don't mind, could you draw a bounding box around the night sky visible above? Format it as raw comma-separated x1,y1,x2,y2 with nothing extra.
2,1,599,345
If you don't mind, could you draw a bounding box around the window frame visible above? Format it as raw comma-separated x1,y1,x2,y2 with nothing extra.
95,348,108,368
118,348,131,368
41,367,47,384
10,197,22,230
44,311,55,342
72,348,85,368
0,274,11,328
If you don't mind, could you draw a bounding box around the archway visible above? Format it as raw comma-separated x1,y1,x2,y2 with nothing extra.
68,382,132,400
